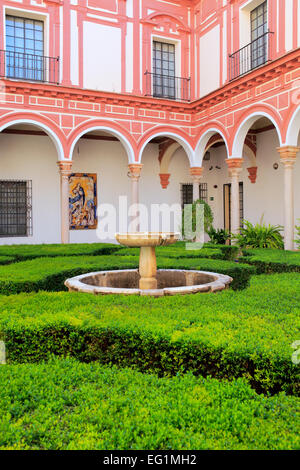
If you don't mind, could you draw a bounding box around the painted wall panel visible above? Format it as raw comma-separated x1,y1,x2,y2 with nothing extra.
70,10,79,86
199,25,220,97
285,0,293,52
83,22,121,92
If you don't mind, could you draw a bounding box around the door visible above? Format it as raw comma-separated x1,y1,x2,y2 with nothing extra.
223,182,244,233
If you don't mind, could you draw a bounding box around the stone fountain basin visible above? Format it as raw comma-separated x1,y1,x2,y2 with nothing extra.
65,269,232,297
115,232,180,247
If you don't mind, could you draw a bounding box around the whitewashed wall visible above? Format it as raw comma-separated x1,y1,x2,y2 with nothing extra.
0,134,60,245
202,129,293,233
0,130,299,245
199,25,220,97
83,22,122,92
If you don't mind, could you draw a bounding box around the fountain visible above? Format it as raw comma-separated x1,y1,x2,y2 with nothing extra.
65,232,232,297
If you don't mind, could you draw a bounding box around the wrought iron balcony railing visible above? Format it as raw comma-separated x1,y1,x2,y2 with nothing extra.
0,50,60,84
229,31,274,81
145,71,191,102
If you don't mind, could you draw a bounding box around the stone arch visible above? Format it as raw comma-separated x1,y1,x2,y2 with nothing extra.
0,112,65,160
67,120,136,163
138,127,195,166
231,106,283,157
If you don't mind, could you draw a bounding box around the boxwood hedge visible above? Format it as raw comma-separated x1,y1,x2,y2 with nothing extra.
0,242,120,261
0,358,299,450
0,254,255,294
0,273,299,395
240,248,300,274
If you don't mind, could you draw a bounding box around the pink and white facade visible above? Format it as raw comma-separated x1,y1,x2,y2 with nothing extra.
0,0,300,248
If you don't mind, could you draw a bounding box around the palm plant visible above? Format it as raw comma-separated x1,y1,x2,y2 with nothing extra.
207,227,230,245
233,219,284,249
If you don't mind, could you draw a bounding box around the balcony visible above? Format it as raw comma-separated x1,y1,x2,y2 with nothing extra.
144,71,191,102
229,31,273,81
0,50,60,85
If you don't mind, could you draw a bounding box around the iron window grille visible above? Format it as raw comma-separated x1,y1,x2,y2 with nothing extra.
181,183,208,209
0,180,32,237
229,2,271,81
1,15,59,84
145,41,191,101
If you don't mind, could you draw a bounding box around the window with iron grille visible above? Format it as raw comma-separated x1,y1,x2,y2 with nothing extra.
0,180,32,237
181,183,208,208
251,1,268,69
153,41,176,99
6,15,44,81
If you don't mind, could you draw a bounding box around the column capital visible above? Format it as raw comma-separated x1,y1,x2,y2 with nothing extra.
277,146,300,167
128,163,143,181
226,158,243,177
190,167,203,185
57,160,73,176
189,167,203,177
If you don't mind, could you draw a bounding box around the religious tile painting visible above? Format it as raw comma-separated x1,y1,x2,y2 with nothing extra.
69,173,97,230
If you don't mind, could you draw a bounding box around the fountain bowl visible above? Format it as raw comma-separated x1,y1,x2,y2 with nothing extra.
115,232,180,247
65,269,232,297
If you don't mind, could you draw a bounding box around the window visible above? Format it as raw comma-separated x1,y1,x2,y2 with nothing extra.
0,181,32,237
6,15,44,81
153,41,175,99
181,183,208,209
251,1,268,69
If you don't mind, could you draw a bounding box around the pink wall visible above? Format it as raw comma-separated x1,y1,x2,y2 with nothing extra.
1,1,296,99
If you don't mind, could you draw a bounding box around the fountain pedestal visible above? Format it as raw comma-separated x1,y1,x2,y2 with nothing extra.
115,232,179,290
139,246,157,290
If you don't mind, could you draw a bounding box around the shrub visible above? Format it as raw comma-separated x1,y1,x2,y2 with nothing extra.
240,248,300,274
182,199,213,239
219,245,239,261
1,272,298,395
0,358,299,450
233,220,284,249
207,227,230,245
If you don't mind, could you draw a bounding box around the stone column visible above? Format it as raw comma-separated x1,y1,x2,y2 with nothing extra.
128,164,143,231
277,146,299,250
226,159,243,235
57,161,72,244
190,167,203,202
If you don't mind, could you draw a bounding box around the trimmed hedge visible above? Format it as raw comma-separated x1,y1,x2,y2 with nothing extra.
0,242,120,261
0,255,139,295
157,257,255,290
0,256,15,266
241,248,300,274
116,246,223,260
0,254,255,294
0,358,299,450
1,273,299,395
